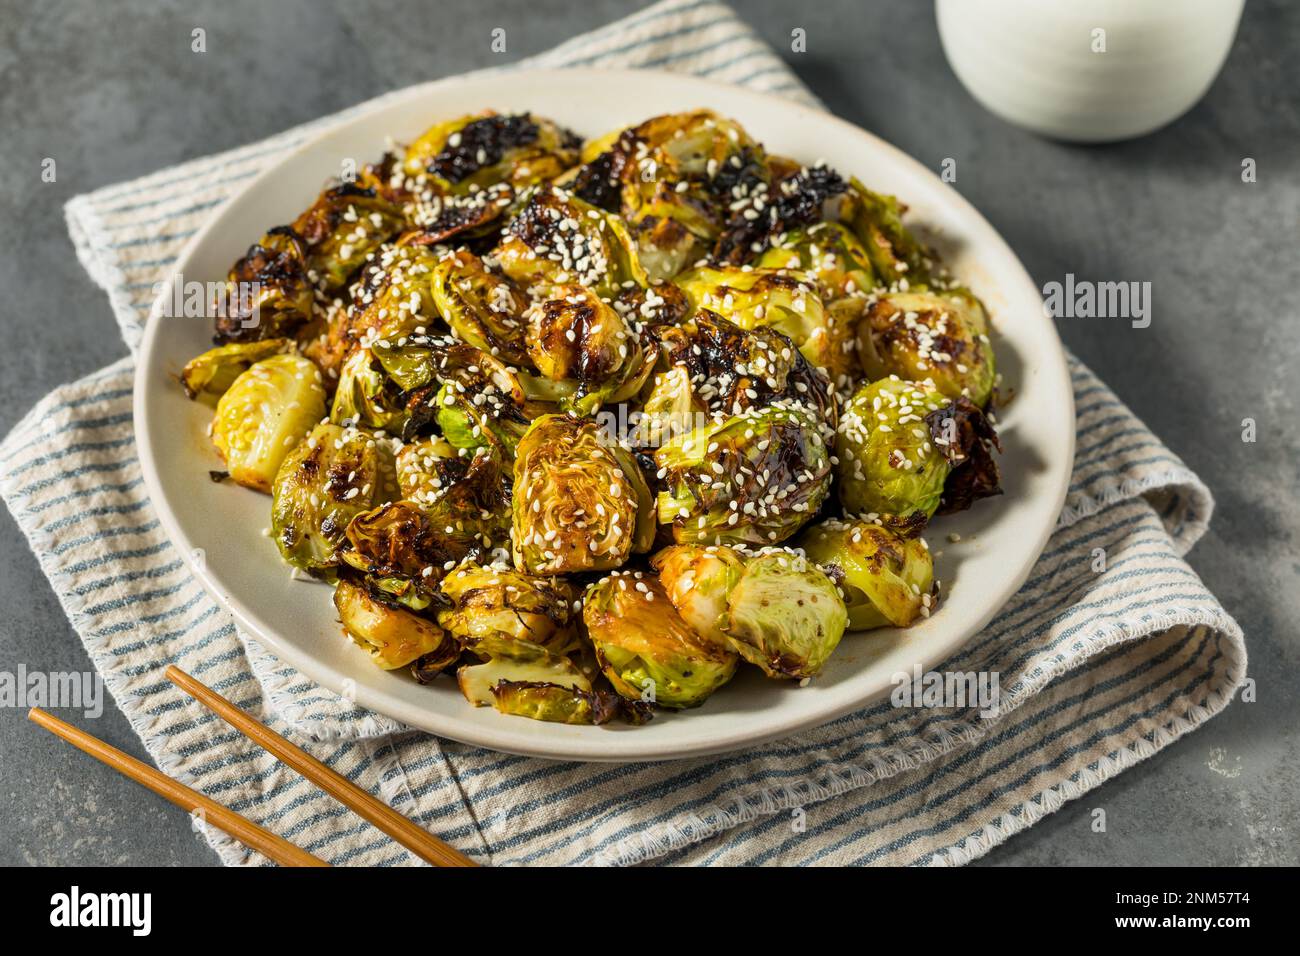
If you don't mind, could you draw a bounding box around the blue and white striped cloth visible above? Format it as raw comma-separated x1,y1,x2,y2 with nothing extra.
3,0,1244,866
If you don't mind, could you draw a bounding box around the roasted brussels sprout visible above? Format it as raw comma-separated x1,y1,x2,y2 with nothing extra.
583,572,738,708
651,544,745,648
329,347,409,432
674,265,834,372
429,250,530,366
494,184,647,298
180,338,293,403
722,551,847,679
395,436,461,503
653,312,836,425
524,284,656,414
211,354,327,493
402,112,581,195
512,414,654,574
630,365,705,449
840,178,932,288
271,421,395,575
456,635,593,714
214,227,314,343
857,288,996,407
290,184,406,291
343,447,508,586
490,682,630,725
654,402,832,546
834,377,952,521
334,577,456,670
799,519,935,629
758,221,875,301
347,242,444,345
437,560,578,653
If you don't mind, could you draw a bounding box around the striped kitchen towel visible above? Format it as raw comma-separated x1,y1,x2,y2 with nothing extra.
2,0,1244,866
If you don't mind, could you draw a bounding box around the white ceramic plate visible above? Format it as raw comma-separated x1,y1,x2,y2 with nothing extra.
135,68,1074,762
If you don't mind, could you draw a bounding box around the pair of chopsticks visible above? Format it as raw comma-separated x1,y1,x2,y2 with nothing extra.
29,664,476,867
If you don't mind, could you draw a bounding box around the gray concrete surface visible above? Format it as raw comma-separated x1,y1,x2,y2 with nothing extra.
0,0,1296,867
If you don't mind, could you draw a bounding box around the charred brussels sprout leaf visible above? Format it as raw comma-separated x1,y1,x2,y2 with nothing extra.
654,402,832,547
334,578,455,670
799,519,934,629
181,338,294,403
430,250,530,366
271,422,394,575
651,544,746,648
722,552,847,679
926,396,1002,515
714,163,846,265
584,573,738,709
858,288,996,407
834,377,952,521
437,560,578,654
512,415,654,574
674,265,834,373
212,354,327,493
840,178,932,288
214,227,314,344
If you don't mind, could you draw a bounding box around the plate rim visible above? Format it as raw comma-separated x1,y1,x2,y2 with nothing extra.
133,66,1076,762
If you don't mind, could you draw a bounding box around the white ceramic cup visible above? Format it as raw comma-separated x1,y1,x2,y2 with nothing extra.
936,0,1246,142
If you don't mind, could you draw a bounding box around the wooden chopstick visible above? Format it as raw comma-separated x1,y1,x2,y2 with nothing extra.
165,665,477,867
28,707,329,867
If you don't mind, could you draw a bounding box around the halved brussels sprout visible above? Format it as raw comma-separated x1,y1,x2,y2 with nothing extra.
494,184,647,298
758,221,875,301
291,184,406,291
654,402,832,547
840,178,932,288
512,414,654,574
584,573,738,709
214,227,314,343
334,577,455,670
430,250,530,366
271,421,394,575
211,354,327,493
457,635,589,705
348,242,444,345
834,377,951,521
651,544,746,648
343,447,508,587
653,312,836,425
857,288,996,407
674,265,834,373
180,338,293,403
490,682,629,725
402,112,581,194
798,519,934,629
329,347,408,432
437,560,578,653
722,551,847,679
524,284,657,415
